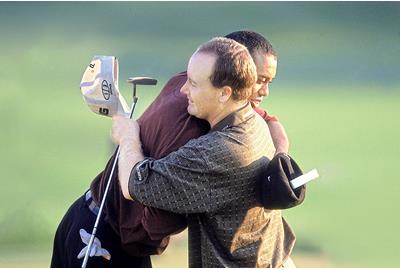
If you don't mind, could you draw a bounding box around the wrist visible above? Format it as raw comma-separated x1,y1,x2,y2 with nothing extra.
274,149,288,156
120,134,140,147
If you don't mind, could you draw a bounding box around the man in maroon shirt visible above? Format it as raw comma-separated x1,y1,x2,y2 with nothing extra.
50,30,289,267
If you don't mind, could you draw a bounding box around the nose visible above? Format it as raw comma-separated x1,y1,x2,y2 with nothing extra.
258,83,269,97
180,80,189,95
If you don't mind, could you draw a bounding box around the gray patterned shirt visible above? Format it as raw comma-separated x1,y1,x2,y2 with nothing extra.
129,103,296,267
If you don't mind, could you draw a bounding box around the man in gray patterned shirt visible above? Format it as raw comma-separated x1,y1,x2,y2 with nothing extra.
112,37,296,267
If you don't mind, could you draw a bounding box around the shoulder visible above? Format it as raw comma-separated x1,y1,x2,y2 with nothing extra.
235,111,270,137
253,107,279,122
176,132,229,161
165,71,187,88
151,71,187,100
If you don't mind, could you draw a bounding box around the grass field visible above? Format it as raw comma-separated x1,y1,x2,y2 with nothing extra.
1,2,399,267
1,83,399,267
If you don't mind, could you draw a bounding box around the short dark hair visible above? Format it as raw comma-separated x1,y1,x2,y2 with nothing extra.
225,30,277,59
196,37,257,101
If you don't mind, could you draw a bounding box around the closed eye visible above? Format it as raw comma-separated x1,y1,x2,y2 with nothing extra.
188,78,196,87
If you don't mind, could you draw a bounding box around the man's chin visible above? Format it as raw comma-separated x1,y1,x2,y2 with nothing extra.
187,106,196,116
250,101,261,108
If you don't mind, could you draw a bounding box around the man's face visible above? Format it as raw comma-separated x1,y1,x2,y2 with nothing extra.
180,52,222,122
249,52,277,108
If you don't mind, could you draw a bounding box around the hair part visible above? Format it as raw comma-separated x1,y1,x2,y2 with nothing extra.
196,37,257,101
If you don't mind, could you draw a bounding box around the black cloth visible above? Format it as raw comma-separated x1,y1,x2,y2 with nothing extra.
50,193,151,268
261,153,306,209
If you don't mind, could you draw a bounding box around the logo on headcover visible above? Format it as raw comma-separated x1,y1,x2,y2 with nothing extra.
99,108,109,116
101,80,113,100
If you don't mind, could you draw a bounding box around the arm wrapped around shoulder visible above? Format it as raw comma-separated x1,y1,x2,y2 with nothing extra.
260,153,306,209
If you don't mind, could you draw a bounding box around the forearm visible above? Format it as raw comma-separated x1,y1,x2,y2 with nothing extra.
267,120,289,155
118,136,145,200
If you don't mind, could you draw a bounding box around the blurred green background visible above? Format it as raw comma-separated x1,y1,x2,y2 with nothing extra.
1,1,399,267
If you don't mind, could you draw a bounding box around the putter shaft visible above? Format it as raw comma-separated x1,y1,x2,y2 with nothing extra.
81,98,138,268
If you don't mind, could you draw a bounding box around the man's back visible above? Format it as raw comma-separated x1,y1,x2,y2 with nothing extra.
186,107,295,267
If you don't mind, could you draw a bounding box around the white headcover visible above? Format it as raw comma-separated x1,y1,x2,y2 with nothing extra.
80,55,130,117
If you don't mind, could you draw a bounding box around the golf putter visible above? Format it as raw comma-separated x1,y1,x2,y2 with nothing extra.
81,77,157,268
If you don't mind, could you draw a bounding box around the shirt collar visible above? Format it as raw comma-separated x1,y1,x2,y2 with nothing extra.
210,102,255,132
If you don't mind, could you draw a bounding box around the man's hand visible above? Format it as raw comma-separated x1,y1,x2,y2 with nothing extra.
111,115,140,145
111,115,144,200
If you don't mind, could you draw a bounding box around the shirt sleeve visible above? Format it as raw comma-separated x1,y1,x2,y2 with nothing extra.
254,107,279,122
128,142,215,214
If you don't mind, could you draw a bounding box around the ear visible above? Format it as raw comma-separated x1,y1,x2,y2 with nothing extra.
218,86,232,103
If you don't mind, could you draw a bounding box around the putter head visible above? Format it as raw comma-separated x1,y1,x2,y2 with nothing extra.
127,77,158,86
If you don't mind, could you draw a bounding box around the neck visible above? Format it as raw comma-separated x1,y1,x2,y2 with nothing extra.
208,100,248,128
